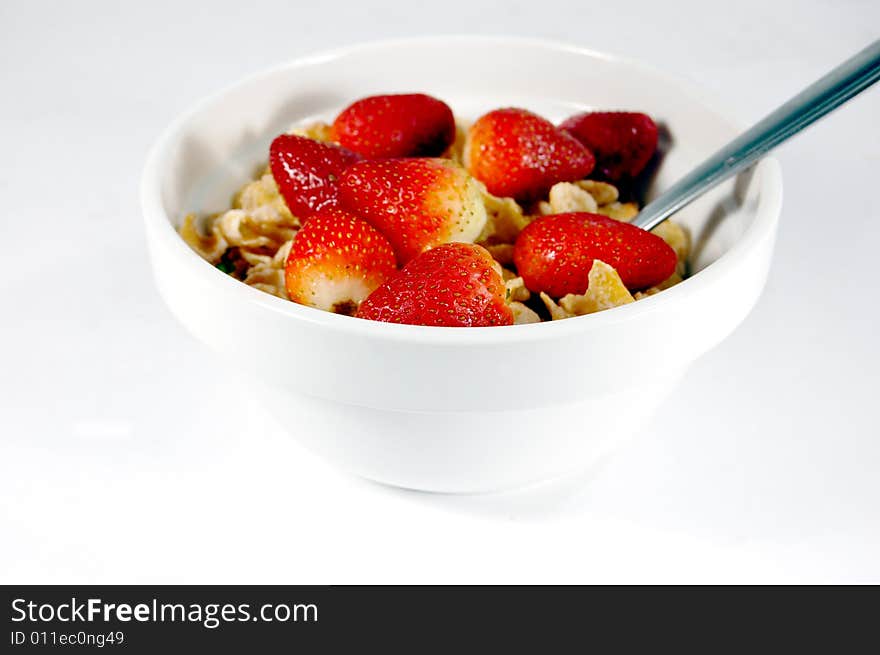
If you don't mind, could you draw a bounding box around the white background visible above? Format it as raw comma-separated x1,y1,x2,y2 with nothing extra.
2,0,878,583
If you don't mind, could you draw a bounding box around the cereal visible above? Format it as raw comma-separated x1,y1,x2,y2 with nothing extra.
539,292,573,321
548,182,598,213
234,173,297,225
536,181,633,221
442,122,469,164
478,189,531,244
504,275,531,303
244,266,288,298
485,243,515,266
634,272,684,299
537,261,635,320
575,180,618,205
509,301,541,324
239,249,273,268
238,239,294,299
650,219,690,276
180,213,228,263
180,100,688,324
217,209,297,252
558,260,635,316
289,120,333,142
596,201,639,221
180,173,299,294
273,239,294,265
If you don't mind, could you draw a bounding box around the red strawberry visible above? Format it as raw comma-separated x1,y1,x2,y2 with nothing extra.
338,158,487,265
513,212,676,296
331,93,456,159
284,208,397,314
269,134,362,220
464,107,595,202
559,112,658,181
356,243,513,327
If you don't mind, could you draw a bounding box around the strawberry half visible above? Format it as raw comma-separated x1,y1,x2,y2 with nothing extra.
464,107,595,202
331,93,456,159
559,111,658,181
269,134,362,220
356,243,513,327
513,212,677,297
338,158,487,265
284,208,397,314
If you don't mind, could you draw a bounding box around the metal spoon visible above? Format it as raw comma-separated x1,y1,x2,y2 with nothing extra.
631,39,880,232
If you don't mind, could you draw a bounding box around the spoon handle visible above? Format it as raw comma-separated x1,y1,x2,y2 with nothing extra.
631,39,880,232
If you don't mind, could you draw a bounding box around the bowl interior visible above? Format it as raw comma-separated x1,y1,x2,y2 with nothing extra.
159,37,770,283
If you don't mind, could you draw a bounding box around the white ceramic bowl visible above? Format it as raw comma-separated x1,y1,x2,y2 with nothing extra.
142,36,782,493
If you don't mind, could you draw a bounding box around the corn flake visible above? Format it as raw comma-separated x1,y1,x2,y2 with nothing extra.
180,213,228,263
559,260,634,316
548,182,598,213
651,220,690,276
234,173,298,225
575,180,619,205
504,275,531,303
289,121,334,142
539,292,574,321
442,122,469,164
478,189,531,244
596,201,639,221
509,301,541,325
634,272,684,299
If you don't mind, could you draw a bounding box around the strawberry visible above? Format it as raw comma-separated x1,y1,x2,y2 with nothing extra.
356,243,513,327
513,212,677,296
269,134,362,220
337,158,487,265
464,107,595,202
284,208,397,314
559,111,658,181
331,93,456,159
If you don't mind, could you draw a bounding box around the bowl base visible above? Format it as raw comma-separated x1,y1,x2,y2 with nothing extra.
255,373,685,494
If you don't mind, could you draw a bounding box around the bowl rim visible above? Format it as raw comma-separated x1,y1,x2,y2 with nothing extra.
141,34,783,345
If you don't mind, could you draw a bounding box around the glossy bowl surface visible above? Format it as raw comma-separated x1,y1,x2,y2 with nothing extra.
142,36,782,492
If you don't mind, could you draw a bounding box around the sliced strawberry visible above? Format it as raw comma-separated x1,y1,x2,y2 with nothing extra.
356,243,513,327
559,111,658,181
284,208,397,314
464,107,595,202
337,158,487,265
513,212,677,296
269,134,362,220
331,93,456,159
